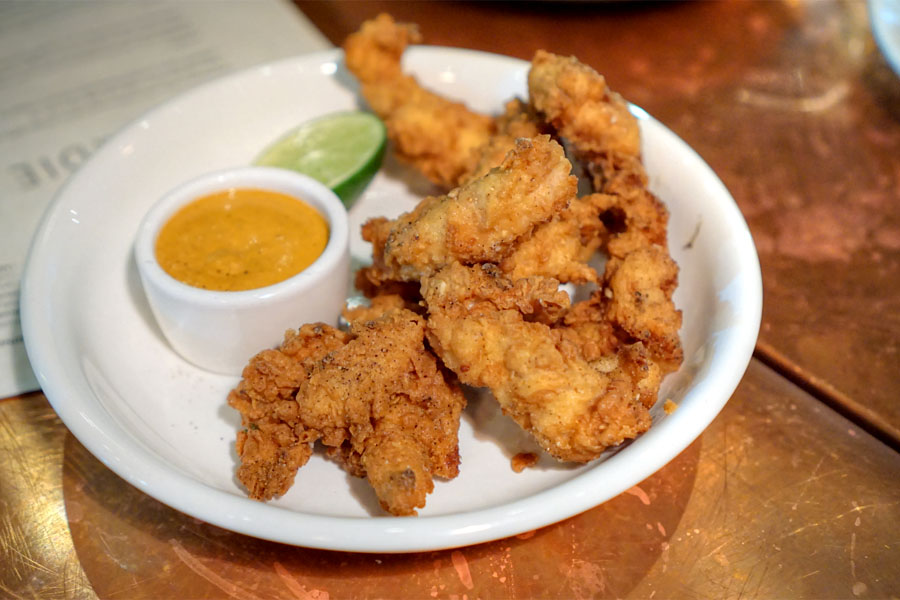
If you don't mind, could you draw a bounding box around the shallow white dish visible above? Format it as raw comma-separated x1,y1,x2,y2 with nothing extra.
21,48,761,553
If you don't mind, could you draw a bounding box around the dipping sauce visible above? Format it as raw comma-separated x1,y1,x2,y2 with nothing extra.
155,188,328,291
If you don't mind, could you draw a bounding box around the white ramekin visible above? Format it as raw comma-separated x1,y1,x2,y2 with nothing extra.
134,166,349,375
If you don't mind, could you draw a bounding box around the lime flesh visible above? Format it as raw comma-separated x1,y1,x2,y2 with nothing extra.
254,111,386,207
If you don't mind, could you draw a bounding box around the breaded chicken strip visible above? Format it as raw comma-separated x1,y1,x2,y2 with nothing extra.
362,135,576,286
527,51,682,368
527,51,672,254
343,13,495,188
422,263,656,462
590,187,671,258
463,98,550,183
603,246,683,370
499,192,612,284
228,309,466,516
340,292,419,324
555,245,682,374
228,324,350,501
528,50,640,163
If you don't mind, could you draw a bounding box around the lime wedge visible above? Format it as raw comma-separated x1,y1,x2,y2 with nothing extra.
254,111,386,207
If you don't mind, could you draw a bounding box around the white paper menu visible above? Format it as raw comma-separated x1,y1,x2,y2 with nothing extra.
0,0,331,399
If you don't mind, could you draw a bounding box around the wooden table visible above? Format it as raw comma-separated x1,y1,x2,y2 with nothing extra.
3,1,899,597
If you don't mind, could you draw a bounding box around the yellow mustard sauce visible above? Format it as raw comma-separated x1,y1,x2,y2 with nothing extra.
155,188,329,291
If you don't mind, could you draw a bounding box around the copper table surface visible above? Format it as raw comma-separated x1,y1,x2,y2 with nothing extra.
3,1,899,598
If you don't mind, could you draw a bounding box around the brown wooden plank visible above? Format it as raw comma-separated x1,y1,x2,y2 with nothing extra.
295,0,900,443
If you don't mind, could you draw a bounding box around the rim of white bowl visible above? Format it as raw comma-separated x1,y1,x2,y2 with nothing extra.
19,47,763,554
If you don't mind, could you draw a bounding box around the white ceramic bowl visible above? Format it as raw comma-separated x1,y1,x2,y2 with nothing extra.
21,48,761,552
134,166,350,375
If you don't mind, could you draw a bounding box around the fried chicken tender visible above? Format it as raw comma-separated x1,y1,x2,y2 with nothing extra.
422,263,657,462
555,291,620,363
228,310,466,516
463,98,550,183
527,51,672,251
231,23,687,509
341,292,417,323
528,50,640,163
498,213,598,284
363,135,576,286
526,51,682,367
499,192,613,284
591,186,672,258
603,246,683,369
344,14,496,188
228,324,349,501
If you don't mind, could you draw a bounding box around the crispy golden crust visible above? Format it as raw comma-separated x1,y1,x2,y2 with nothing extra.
367,135,576,285
528,49,641,161
228,310,466,516
228,324,350,501
603,246,683,370
343,13,419,86
421,263,656,462
462,98,551,183
499,192,610,284
340,293,419,324
525,50,682,369
343,14,495,188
